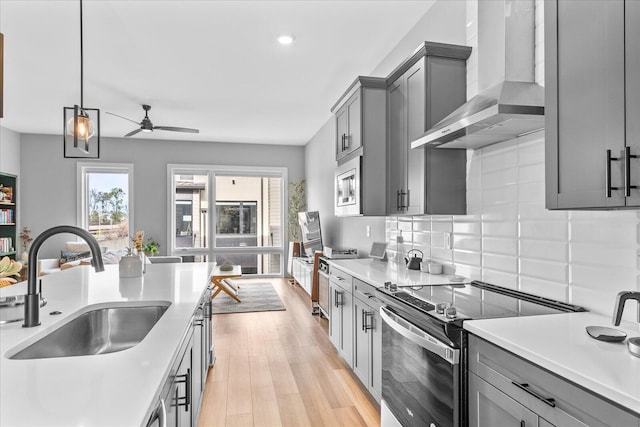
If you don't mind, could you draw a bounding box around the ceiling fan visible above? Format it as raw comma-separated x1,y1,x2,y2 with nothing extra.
106,104,200,137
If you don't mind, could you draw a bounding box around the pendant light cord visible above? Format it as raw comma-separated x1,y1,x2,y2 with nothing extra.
80,0,84,109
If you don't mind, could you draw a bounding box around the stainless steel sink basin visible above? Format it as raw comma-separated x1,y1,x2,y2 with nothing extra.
9,303,170,360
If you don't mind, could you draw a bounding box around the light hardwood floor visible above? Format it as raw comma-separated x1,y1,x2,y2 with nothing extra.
197,278,381,427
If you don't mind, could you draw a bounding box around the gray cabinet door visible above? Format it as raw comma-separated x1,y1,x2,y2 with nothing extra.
336,104,348,160
328,282,340,350
346,92,362,155
626,0,640,206
405,59,426,215
387,78,407,214
336,91,362,161
546,0,626,209
353,300,370,387
468,372,538,427
370,308,382,403
340,287,354,367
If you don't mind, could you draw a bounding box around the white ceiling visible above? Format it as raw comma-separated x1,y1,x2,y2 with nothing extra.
0,0,435,146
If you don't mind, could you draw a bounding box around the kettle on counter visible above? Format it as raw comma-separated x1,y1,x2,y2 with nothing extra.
405,249,423,270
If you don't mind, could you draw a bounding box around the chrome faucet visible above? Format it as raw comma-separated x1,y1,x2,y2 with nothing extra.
23,225,105,327
612,291,640,326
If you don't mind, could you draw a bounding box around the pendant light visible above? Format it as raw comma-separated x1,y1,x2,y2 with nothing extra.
63,0,100,158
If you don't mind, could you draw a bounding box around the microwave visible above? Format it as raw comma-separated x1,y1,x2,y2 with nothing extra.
335,156,361,216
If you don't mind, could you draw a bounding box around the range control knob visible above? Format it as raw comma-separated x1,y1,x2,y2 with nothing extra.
436,303,448,314
445,306,457,319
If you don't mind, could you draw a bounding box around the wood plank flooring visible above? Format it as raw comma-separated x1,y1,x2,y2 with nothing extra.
197,278,381,427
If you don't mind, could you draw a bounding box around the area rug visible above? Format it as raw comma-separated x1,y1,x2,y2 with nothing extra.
211,281,286,314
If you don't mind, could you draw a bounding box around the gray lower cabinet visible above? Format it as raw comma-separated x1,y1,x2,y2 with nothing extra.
147,289,211,427
352,278,382,403
468,334,640,427
468,371,538,427
546,0,640,209
328,267,353,366
386,42,470,215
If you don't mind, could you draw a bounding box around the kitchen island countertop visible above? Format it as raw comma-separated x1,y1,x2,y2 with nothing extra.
0,262,213,427
465,311,640,417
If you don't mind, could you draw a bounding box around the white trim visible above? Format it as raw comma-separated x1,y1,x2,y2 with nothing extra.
77,162,135,243
167,164,288,276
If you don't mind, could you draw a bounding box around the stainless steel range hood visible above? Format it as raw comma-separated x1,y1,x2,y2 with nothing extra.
412,0,543,150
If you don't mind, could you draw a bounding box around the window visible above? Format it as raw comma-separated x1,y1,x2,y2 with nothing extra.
168,165,286,276
78,163,134,250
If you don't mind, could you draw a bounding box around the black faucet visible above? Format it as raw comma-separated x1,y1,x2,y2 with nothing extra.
23,225,105,327
612,290,640,326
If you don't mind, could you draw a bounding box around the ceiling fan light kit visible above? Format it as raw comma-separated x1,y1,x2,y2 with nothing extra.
63,0,100,159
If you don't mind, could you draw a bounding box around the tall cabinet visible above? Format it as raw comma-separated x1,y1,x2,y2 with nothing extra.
0,172,17,259
546,0,640,209
386,42,471,215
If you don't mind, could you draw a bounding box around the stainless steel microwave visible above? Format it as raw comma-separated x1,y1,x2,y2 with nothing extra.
335,156,361,216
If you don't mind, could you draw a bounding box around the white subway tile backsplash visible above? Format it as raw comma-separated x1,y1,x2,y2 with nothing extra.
384,128,639,317
519,258,568,283
483,220,518,238
520,220,568,241
483,253,518,274
520,239,568,262
482,237,517,255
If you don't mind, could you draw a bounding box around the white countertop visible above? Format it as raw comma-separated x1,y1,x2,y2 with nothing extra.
0,263,213,427
464,312,640,417
326,258,466,288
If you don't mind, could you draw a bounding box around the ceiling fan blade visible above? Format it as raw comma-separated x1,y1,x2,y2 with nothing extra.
124,128,143,137
154,126,200,134
106,111,141,125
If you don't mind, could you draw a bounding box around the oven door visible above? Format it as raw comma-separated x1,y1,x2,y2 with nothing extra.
380,306,460,427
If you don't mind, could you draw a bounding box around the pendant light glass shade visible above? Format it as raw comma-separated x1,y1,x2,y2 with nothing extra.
66,107,95,140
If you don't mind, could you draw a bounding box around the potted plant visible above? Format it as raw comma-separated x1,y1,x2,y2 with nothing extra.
19,227,32,262
287,180,305,274
142,238,160,257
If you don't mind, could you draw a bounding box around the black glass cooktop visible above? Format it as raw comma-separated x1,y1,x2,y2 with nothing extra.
377,280,586,322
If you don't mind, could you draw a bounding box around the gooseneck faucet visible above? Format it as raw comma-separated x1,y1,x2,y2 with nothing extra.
612,290,640,326
24,225,105,327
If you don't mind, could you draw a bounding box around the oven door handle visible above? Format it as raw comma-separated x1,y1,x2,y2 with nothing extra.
380,306,460,365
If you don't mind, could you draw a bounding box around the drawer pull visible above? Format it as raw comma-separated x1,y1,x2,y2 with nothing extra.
511,381,556,407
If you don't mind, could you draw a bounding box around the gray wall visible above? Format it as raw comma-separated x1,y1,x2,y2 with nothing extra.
20,133,304,258
0,126,21,176
304,0,467,256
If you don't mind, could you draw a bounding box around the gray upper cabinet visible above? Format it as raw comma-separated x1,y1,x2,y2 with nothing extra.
546,0,640,209
332,77,386,163
386,42,471,215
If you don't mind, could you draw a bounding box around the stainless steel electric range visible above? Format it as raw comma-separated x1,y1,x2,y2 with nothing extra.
374,280,586,427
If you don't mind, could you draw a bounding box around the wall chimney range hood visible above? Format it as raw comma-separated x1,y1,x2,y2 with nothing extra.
412,0,544,150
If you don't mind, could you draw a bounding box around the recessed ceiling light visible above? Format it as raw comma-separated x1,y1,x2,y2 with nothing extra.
277,35,295,45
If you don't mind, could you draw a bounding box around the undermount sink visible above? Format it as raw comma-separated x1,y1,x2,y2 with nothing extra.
9,302,170,360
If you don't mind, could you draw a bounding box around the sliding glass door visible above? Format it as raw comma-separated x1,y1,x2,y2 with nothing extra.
168,165,286,276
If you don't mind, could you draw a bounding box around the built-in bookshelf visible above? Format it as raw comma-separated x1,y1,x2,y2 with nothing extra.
0,172,17,258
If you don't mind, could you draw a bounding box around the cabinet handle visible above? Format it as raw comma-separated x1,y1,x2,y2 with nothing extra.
364,310,374,332
606,150,622,197
396,190,401,210
361,309,366,332
344,134,349,149
520,421,525,427
625,146,639,197
176,369,192,411
511,381,556,407
405,190,410,209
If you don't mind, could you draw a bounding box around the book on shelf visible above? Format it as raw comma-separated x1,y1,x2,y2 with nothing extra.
0,209,14,224
0,237,13,253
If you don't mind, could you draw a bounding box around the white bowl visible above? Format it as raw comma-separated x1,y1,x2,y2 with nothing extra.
428,263,443,275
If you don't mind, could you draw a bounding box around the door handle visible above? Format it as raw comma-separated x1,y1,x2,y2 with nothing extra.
606,150,622,197
625,146,639,197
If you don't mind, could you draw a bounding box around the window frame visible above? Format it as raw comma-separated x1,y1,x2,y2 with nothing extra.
167,164,287,276
77,162,135,246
